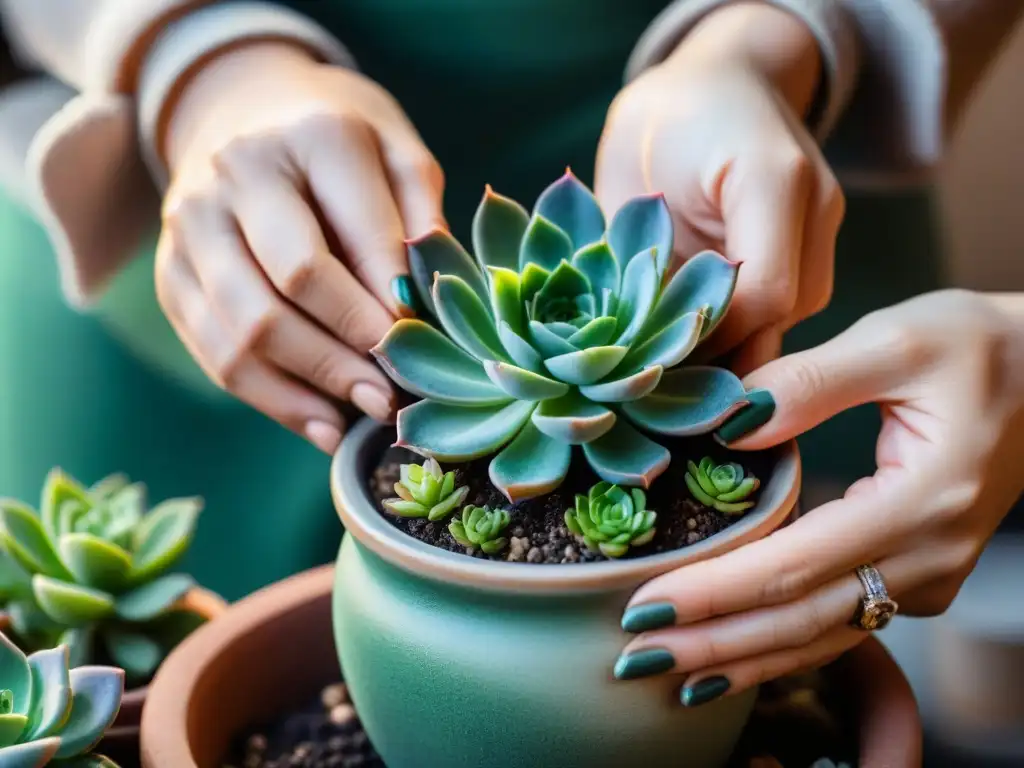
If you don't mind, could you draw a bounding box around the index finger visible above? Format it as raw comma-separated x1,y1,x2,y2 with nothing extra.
623,469,933,628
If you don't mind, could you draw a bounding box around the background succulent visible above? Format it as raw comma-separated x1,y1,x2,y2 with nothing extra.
685,457,760,514
0,470,207,684
0,633,123,766
374,170,750,501
564,482,656,558
382,459,469,521
448,506,510,554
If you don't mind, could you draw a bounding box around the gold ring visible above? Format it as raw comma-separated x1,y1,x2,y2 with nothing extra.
850,564,898,631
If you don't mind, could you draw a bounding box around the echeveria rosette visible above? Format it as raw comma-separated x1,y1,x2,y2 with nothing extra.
382,459,469,521
0,633,123,767
685,457,760,515
564,482,656,558
373,170,751,501
0,470,204,683
448,506,511,555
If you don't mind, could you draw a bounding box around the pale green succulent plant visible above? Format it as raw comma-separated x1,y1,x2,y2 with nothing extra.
0,633,123,767
373,170,750,501
564,482,656,558
685,457,760,514
0,470,207,684
448,505,510,554
382,459,469,521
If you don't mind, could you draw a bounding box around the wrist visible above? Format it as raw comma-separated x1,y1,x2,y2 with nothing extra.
663,1,823,119
163,41,319,173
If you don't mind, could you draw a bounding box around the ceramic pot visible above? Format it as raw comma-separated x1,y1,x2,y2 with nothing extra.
330,419,801,768
0,588,226,768
138,564,921,767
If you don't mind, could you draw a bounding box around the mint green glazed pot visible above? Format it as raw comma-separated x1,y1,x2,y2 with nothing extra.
331,418,801,768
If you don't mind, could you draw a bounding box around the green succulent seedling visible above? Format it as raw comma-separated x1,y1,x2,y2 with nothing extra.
0,469,206,684
564,482,656,559
685,457,760,514
382,459,469,521
374,170,751,502
449,505,511,554
0,632,123,767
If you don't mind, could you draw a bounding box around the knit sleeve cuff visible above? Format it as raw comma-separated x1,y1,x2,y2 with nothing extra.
137,0,357,190
624,0,860,146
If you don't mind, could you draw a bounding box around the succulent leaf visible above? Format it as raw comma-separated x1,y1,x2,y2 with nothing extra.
527,321,576,358
613,248,659,347
52,666,125,759
564,482,657,558
472,186,529,272
638,250,739,345
432,275,509,362
685,458,760,515
566,316,617,349
40,471,91,541
408,229,490,317
0,714,29,749
531,393,616,444
0,738,60,766
607,193,674,276
396,400,535,462
32,577,114,626
582,421,671,489
448,505,511,554
24,646,72,740
489,422,572,502
0,634,31,716
483,361,569,401
87,474,130,502
0,501,73,582
486,267,524,334
519,214,573,272
373,319,511,406
0,552,32,603
535,260,591,304
534,170,606,251
497,322,544,372
114,574,193,622
128,498,201,584
519,263,550,303
103,628,163,683
58,628,94,671
58,534,131,593
544,346,628,386
572,241,620,306
622,367,748,436
383,459,469,521
579,365,664,403
618,311,703,373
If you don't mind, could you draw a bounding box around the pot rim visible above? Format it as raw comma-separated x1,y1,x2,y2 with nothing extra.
331,418,801,595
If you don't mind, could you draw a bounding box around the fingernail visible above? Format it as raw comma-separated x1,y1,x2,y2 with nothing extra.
351,382,395,423
613,648,675,680
390,275,422,318
715,389,776,444
305,420,342,454
681,676,731,707
622,602,676,633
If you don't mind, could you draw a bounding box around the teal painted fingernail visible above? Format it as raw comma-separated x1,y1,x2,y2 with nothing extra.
621,603,676,633
681,676,731,706
613,648,675,680
390,274,422,317
715,389,776,444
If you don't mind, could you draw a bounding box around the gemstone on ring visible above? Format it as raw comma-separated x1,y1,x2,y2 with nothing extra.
851,564,898,631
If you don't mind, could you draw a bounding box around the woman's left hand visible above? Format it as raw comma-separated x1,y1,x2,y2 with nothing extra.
614,290,1024,706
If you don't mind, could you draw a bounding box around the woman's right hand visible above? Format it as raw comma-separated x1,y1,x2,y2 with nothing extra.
154,42,445,453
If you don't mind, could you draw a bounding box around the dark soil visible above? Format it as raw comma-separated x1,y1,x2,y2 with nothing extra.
224,666,856,768
370,435,775,563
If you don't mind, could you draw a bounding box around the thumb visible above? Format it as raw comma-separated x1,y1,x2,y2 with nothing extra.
721,320,902,451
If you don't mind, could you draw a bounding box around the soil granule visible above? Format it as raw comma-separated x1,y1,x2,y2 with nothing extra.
369,435,775,563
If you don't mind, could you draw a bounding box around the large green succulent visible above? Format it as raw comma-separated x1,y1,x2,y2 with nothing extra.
374,171,750,501
564,482,656,558
685,457,760,514
0,633,123,767
0,470,206,684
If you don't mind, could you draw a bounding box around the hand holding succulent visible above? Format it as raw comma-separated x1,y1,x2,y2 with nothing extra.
0,470,204,682
0,633,123,766
685,457,759,514
382,459,469,521
565,482,657,558
373,171,752,502
448,506,511,554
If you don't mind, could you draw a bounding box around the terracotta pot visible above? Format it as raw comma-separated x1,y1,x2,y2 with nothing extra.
330,419,800,768
0,588,227,768
138,564,920,768
98,587,228,767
